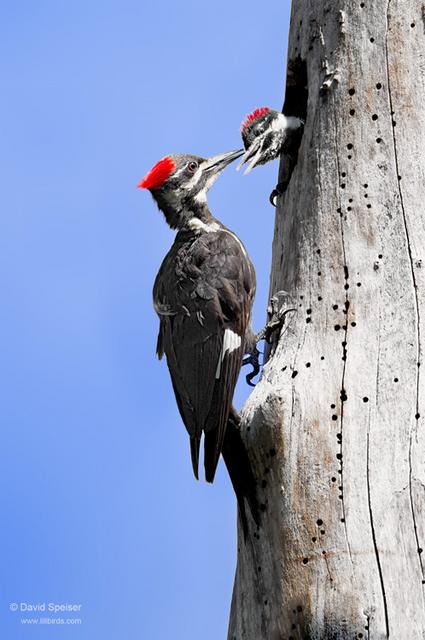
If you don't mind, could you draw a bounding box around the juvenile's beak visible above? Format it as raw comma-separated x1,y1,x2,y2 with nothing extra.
203,149,244,174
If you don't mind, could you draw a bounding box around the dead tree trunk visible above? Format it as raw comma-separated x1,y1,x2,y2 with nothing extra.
228,1,425,638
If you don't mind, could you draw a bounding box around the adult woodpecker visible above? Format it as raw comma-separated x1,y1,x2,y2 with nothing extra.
138,149,257,485
238,107,304,204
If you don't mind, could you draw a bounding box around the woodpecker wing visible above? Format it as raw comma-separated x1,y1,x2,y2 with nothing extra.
153,227,255,481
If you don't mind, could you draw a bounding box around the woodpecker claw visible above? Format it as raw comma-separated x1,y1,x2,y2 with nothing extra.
242,347,262,387
269,182,286,207
242,292,295,387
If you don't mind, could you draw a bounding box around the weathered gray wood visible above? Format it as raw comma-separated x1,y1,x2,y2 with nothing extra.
228,1,425,638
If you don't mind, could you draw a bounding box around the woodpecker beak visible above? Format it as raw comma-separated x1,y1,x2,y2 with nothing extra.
203,149,244,175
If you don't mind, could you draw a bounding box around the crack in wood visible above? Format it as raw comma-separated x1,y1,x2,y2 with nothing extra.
366,429,389,637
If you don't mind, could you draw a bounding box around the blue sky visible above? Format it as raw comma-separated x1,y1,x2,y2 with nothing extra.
0,2,290,638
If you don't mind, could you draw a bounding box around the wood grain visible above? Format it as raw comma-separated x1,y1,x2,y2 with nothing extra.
228,1,425,638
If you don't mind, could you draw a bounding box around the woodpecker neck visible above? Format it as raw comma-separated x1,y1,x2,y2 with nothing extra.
153,192,216,231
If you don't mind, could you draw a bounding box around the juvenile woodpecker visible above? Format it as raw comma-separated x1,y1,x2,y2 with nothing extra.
138,150,257,484
238,107,303,173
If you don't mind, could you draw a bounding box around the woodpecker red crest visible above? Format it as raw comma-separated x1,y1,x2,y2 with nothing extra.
241,106,270,132
137,156,176,190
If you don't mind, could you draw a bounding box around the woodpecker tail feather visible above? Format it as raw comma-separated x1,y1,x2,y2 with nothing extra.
221,407,260,539
190,437,200,480
204,430,221,483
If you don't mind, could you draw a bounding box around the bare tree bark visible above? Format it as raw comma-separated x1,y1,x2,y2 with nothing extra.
228,1,425,638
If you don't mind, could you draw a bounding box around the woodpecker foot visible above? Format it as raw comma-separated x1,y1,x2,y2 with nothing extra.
242,347,262,387
243,292,295,387
269,182,286,207
256,290,296,345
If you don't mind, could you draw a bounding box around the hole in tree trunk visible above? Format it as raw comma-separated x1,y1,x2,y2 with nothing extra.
283,56,308,121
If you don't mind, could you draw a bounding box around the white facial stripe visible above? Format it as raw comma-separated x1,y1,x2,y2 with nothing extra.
182,166,203,191
271,113,288,132
187,218,220,232
215,329,242,379
205,169,221,191
172,165,188,180
270,113,302,132
194,188,207,203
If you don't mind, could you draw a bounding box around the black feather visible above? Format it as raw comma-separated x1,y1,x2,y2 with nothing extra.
153,224,256,481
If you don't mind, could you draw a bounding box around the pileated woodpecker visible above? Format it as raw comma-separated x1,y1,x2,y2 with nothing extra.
138,149,257,485
238,107,304,204
238,107,303,173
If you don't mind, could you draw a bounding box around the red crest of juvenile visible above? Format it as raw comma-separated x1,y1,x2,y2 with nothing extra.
241,107,271,131
137,156,176,190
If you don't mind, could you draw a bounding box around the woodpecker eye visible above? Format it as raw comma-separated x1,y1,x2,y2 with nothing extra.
187,161,198,172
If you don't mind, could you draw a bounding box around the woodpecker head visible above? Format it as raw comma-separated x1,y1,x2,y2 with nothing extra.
239,107,304,174
240,107,274,150
138,150,243,229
